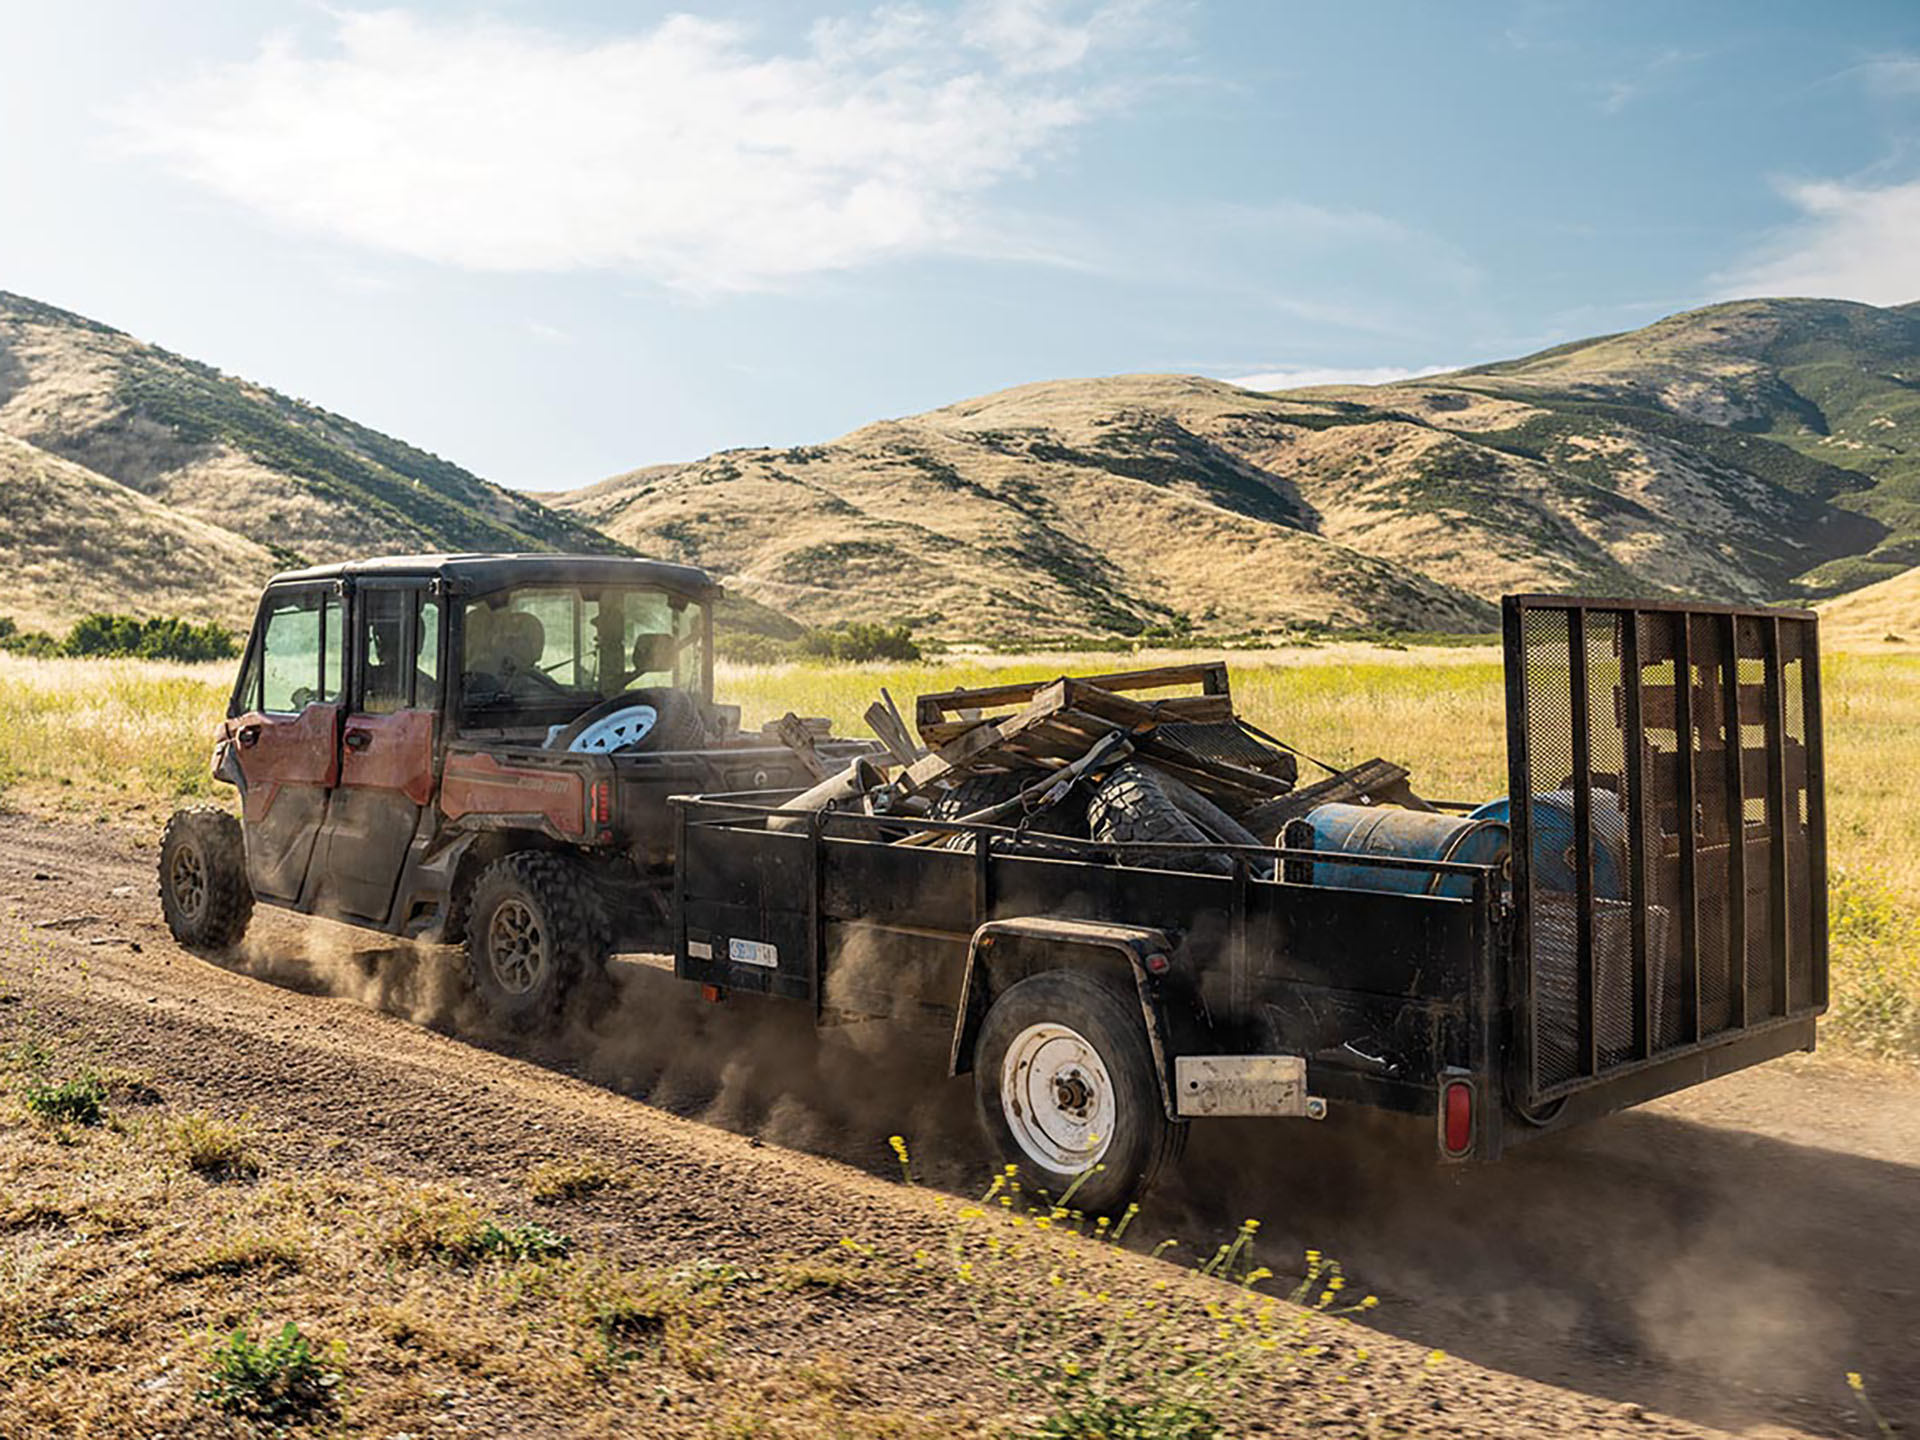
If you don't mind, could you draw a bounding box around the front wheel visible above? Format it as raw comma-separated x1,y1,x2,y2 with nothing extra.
972,968,1181,1215
158,806,253,953
463,852,609,1032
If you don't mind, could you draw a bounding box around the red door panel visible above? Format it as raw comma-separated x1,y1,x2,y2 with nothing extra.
228,703,340,901
317,708,437,926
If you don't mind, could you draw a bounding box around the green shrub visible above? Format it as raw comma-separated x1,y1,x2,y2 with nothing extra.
798,623,922,663
198,1321,341,1425
0,612,239,662
63,613,239,662
22,1071,108,1127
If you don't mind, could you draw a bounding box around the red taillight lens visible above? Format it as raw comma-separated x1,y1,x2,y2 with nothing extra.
1441,1078,1474,1159
590,780,612,826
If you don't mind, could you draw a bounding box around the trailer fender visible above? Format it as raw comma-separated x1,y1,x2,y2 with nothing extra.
948,917,1183,1122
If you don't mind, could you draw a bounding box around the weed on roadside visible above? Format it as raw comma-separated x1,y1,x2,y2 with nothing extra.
165,1110,261,1178
524,1155,625,1203
197,1320,342,1427
22,1070,107,1127
381,1185,572,1266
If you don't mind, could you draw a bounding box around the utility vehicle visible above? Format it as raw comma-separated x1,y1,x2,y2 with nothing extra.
157,553,873,1026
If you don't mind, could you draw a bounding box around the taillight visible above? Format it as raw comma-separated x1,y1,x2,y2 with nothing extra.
1439,1076,1475,1160
590,779,612,826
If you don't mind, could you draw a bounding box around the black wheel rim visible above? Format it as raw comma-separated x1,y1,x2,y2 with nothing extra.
487,898,548,996
171,843,208,923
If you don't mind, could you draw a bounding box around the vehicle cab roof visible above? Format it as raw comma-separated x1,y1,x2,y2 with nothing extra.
266,553,721,600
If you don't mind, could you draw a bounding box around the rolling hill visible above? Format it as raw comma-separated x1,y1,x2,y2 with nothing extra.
7,289,1917,644
558,298,1912,641
0,290,622,632
1820,563,1920,645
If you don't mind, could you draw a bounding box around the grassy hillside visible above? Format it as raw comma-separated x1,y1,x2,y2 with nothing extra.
0,291,622,578
1440,298,1920,593
0,431,274,631
1821,564,1920,646
560,300,1914,642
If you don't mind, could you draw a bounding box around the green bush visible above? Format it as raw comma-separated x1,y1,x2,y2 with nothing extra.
63,613,239,662
798,623,922,663
198,1321,341,1425
0,613,238,662
22,1071,108,1127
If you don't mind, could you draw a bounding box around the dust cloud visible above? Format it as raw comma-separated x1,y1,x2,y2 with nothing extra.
229,914,1904,1432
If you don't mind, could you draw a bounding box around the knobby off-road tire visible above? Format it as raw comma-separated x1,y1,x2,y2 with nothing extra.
932,770,1090,853
157,805,253,953
463,852,611,1033
1087,762,1237,875
972,968,1181,1216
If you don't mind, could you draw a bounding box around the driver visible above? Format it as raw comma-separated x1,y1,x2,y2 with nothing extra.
497,611,548,689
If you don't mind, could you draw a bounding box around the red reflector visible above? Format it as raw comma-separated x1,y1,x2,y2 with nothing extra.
701,984,724,1004
1143,952,1170,975
1442,1080,1474,1157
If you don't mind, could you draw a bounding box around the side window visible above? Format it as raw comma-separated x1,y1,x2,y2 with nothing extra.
260,593,323,714
231,637,263,717
360,589,411,716
417,594,442,707
320,596,343,705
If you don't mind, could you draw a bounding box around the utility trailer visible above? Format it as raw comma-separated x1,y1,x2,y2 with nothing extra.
669,596,1829,1212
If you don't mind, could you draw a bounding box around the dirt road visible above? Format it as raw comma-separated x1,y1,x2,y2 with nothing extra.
0,810,1912,1437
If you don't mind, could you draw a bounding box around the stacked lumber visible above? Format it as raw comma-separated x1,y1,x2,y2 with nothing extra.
772,660,1431,870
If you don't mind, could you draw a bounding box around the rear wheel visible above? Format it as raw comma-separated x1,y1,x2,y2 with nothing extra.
158,806,253,953
463,852,609,1032
972,968,1180,1215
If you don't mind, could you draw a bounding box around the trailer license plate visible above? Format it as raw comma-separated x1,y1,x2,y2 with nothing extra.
728,938,779,969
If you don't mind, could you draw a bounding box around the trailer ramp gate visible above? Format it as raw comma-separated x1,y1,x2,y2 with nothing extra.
1504,596,1828,1109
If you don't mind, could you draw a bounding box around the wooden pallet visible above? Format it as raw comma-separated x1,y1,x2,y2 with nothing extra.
915,663,1232,747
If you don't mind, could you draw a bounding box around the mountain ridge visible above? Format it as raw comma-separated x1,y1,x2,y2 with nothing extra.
559,297,1919,640
6,290,1918,644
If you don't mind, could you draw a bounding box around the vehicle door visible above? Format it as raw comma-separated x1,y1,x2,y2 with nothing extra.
227,583,346,904
314,582,443,926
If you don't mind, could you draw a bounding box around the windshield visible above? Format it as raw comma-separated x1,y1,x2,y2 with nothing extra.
458,585,706,722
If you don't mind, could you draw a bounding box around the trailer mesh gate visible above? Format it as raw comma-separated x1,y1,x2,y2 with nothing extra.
1504,596,1828,1106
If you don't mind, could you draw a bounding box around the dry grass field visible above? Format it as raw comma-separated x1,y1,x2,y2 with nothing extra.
1,646,1917,1438
0,642,1913,1063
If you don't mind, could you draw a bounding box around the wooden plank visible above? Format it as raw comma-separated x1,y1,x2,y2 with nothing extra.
1137,734,1294,800
1242,759,1414,840
863,700,920,767
919,688,1233,745
773,712,829,781
897,680,1070,794
914,662,1230,732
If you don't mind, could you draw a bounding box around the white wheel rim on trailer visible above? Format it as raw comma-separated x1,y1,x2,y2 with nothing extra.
567,704,659,753
1000,1022,1117,1175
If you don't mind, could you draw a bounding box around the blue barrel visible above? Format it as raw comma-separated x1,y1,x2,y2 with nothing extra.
1295,803,1511,901
1468,792,1626,900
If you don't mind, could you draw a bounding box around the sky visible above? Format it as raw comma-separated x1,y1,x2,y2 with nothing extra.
3,0,1919,491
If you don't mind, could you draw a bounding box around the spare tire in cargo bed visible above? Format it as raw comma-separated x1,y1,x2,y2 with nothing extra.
1088,763,1237,875
932,770,1089,852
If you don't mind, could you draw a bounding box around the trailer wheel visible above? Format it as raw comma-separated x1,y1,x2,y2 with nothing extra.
463,852,609,1032
158,806,253,954
972,969,1178,1214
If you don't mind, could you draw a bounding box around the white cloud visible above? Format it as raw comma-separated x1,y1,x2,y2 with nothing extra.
116,3,1170,293
1717,177,1920,305
1224,364,1456,392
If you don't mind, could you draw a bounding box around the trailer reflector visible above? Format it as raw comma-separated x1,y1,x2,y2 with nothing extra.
1440,1076,1475,1159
